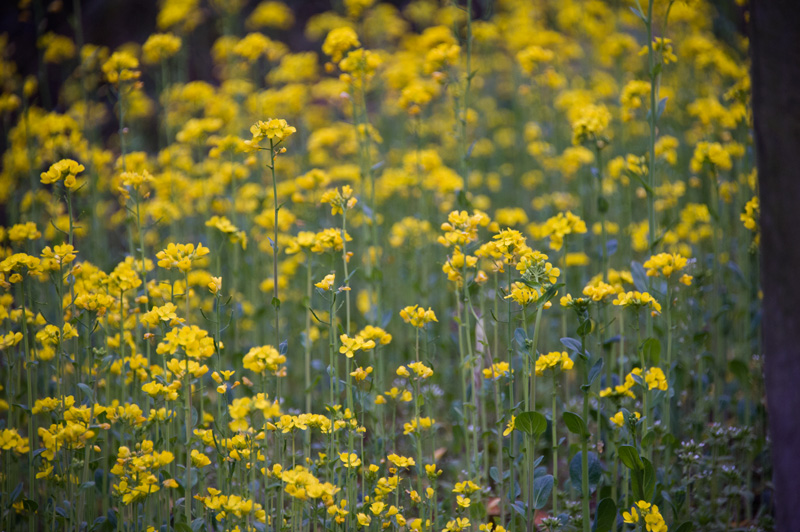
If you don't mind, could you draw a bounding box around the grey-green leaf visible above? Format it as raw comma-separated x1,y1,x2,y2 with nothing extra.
515,411,547,438
533,475,554,509
562,411,588,438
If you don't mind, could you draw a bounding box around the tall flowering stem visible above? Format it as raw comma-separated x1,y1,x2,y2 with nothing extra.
246,118,296,362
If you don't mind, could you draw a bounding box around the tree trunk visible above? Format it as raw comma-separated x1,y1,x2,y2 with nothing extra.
751,2,800,530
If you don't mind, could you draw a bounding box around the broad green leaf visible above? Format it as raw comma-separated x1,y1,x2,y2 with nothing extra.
617,445,643,470
642,337,661,365
593,498,617,532
515,411,547,438
533,475,554,509
569,451,602,494
562,411,588,438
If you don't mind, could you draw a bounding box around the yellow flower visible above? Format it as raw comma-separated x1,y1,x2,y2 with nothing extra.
503,415,515,436
534,351,574,376
41,244,78,267
339,452,362,468
142,33,182,64
613,291,662,315
350,366,373,382
444,517,471,531
623,501,668,532
40,159,84,190
387,453,415,468
571,104,612,146
322,27,360,63
315,273,335,291
639,37,677,64
208,276,222,295
102,51,140,84
399,305,438,328
357,325,392,345
156,243,210,272
206,216,247,250
191,449,211,467
643,253,689,279
691,141,732,173
246,118,296,150
610,411,640,428
483,362,512,379
645,367,668,391
339,334,375,358
320,185,357,216
243,345,286,375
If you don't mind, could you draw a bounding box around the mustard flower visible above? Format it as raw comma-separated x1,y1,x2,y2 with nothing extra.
315,273,336,291
142,33,182,64
156,242,210,272
246,118,296,150
322,27,360,63
399,305,438,328
613,291,662,315
339,334,376,358
40,159,84,190
534,351,574,376
643,252,690,279
320,184,357,215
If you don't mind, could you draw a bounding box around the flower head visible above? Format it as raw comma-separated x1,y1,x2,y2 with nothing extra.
41,159,84,190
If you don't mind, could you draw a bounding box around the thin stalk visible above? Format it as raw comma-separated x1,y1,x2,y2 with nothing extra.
580,334,590,532
21,278,35,532
552,370,559,515
269,138,281,356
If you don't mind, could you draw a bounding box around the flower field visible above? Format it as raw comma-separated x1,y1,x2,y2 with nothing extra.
0,1,766,531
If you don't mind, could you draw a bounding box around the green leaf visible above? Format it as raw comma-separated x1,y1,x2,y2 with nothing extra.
586,357,604,388
729,359,750,385
515,328,528,349
562,411,588,438
533,475,554,509
271,297,281,310
651,62,663,80
597,196,609,214
569,451,602,493
641,430,656,449
510,501,526,518
642,457,656,500
656,97,668,120
629,6,645,20
674,522,694,532
631,261,648,292
642,338,661,365
9,482,22,506
191,518,206,532
631,467,645,501
175,523,192,532
593,498,617,532
560,337,583,355
617,445,643,470
577,318,594,338
538,282,564,308
77,383,95,402
515,411,547,438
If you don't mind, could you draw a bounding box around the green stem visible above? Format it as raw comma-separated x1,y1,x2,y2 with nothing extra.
552,370,559,515
581,335,590,532
21,279,35,532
